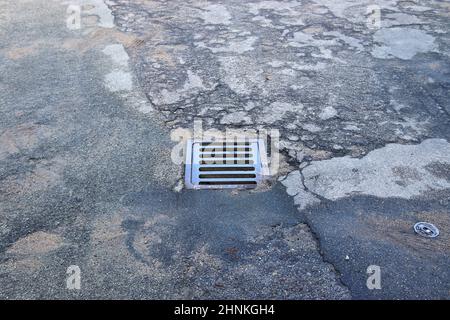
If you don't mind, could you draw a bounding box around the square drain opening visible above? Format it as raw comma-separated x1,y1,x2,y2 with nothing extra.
185,139,269,189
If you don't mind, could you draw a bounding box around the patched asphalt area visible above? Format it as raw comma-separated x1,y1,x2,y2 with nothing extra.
112,184,349,299
108,0,450,156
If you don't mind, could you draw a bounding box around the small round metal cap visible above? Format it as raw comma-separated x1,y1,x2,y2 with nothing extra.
414,222,439,238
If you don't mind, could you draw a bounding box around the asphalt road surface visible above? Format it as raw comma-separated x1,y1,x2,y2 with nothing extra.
0,0,449,299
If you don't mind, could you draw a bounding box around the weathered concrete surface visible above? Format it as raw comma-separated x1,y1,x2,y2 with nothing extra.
283,139,450,206
0,0,349,299
281,139,450,298
108,0,450,159
106,0,450,299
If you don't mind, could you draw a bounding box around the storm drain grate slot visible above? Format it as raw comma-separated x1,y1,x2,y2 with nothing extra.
200,160,255,165
199,167,255,172
185,139,268,189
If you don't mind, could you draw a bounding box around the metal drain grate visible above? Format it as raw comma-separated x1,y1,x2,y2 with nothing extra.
185,139,269,189
414,222,439,238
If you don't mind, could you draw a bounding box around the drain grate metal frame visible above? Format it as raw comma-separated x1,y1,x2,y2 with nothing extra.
185,139,269,189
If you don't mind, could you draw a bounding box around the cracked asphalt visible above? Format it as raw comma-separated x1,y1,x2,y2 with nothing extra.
1,0,449,300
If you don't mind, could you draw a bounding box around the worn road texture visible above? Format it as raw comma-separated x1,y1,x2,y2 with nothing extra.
107,0,450,299
0,0,348,299
0,0,448,299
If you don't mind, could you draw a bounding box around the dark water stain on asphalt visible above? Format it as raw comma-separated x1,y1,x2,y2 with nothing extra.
115,183,350,299
120,183,304,265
